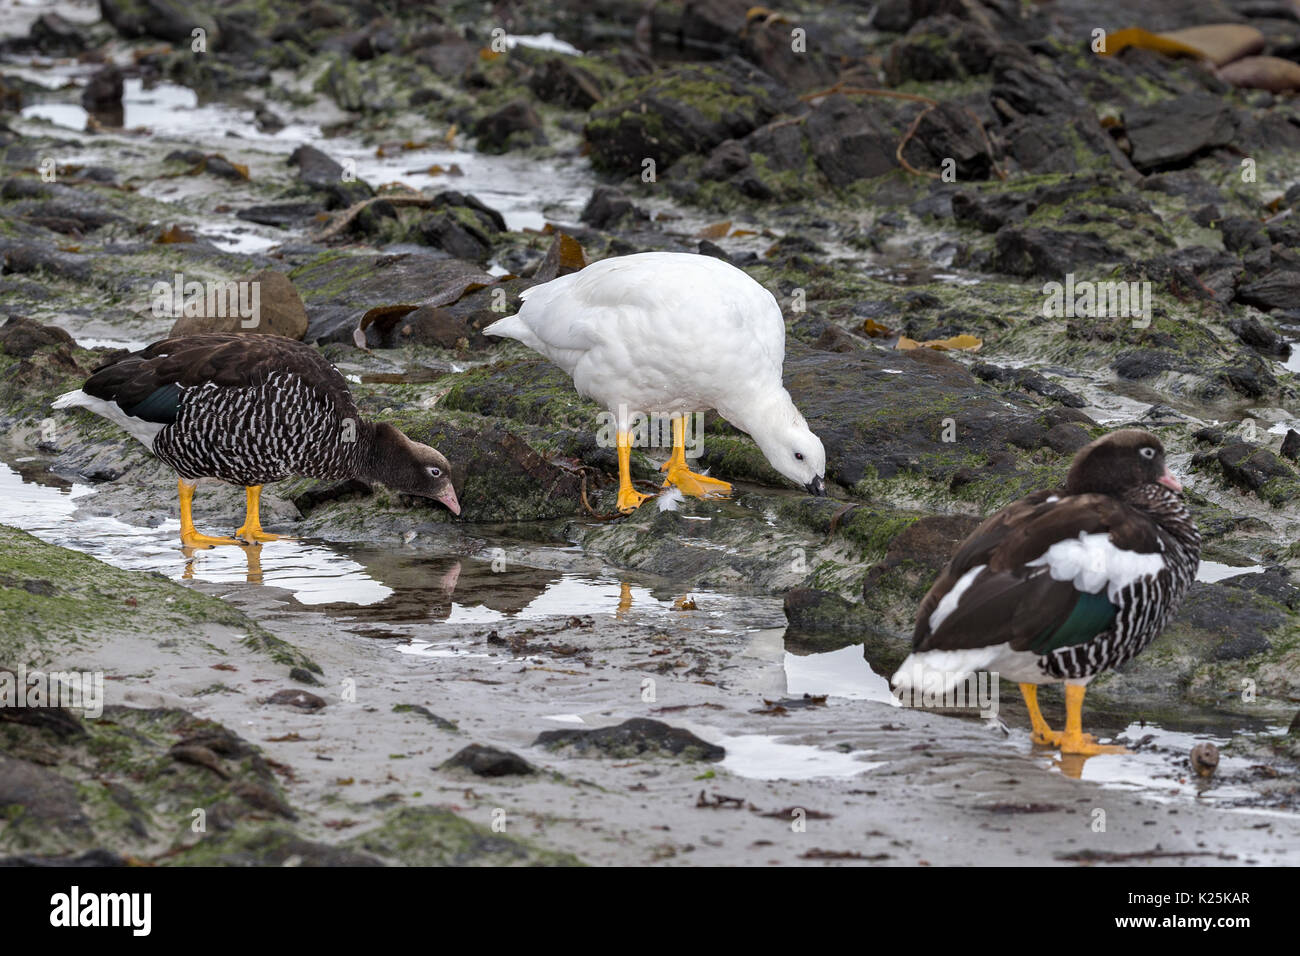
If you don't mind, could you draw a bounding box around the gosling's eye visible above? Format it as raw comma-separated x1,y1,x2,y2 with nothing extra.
795,452,805,462
1139,447,1156,460
427,466,442,477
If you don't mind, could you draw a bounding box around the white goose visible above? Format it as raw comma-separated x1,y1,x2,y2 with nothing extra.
485,251,827,511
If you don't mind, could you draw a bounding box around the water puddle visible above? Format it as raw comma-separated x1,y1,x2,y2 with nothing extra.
714,732,883,781
1197,560,1265,583
1046,722,1286,808
783,645,897,705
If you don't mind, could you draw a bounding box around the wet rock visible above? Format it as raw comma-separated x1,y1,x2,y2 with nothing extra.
28,13,86,55
237,201,325,229
0,316,74,358
1237,268,1300,312
99,0,216,45
1220,352,1278,398
739,14,838,91
79,65,123,124
169,743,231,779
901,101,995,180
440,744,536,777
0,238,91,282
993,226,1122,279
345,806,578,865
1219,216,1268,253
287,144,373,208
398,417,585,522
783,587,878,636
168,269,309,340
533,718,724,761
393,704,456,731
580,185,643,229
885,16,997,84
1124,94,1236,172
266,688,327,711
1196,441,1300,505
991,48,1086,118
860,513,983,638
1282,430,1300,463
1112,349,1194,381
292,252,496,343
585,58,789,173
417,212,493,261
411,29,477,79
379,305,478,350
0,756,88,841
971,362,1086,407
289,666,322,686
473,99,545,153
528,57,604,109
804,94,900,186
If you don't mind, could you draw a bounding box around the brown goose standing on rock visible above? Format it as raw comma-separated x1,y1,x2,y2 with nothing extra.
892,430,1200,756
54,334,460,547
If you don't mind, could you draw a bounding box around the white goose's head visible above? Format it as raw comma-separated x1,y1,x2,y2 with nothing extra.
744,392,827,496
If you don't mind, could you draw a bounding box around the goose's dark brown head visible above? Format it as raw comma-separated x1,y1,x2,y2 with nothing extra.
367,423,460,515
1066,428,1182,498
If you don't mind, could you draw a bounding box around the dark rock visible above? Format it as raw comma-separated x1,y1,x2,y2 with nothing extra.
237,202,325,228
80,65,123,125
168,269,309,340
1237,269,1300,312
0,755,87,832
1220,216,1268,252
1231,316,1290,356
529,57,603,109
294,253,496,343
1282,429,1300,462
585,58,789,172
902,101,994,180
860,513,983,637
991,48,1085,117
265,688,326,711
1124,94,1236,172
1213,441,1299,498
0,239,91,281
739,15,837,91
440,744,536,777
29,13,86,55
1220,352,1277,398
289,666,322,686
417,212,493,260
783,587,877,634
580,185,642,229
885,15,997,84
1112,349,1193,380
993,226,1121,278
393,704,457,731
0,849,125,867
473,99,545,153
287,144,373,208
0,316,75,357
380,305,477,349
804,94,900,186
971,362,1087,407
533,718,724,761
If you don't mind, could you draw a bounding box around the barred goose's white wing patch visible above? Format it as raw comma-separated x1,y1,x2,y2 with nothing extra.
1026,531,1164,602
927,563,985,633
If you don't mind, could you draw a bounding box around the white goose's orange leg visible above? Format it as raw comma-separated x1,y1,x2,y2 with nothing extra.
178,479,238,549
661,416,731,498
234,485,281,543
616,430,652,513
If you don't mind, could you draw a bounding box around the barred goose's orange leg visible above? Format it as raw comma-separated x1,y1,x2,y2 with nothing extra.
178,480,238,548
235,485,281,543
1056,684,1128,755
1021,683,1061,747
